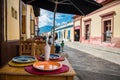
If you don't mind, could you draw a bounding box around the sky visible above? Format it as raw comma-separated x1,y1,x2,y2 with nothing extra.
38,9,74,34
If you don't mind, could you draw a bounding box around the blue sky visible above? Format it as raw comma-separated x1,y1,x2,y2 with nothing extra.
38,9,74,34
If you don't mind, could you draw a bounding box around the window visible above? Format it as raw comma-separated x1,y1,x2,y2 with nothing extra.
84,18,91,40
15,10,17,19
58,31,61,38
11,7,14,18
64,30,66,38
85,24,90,40
30,19,35,35
67,30,70,39
103,20,112,42
11,7,17,20
100,11,115,42
22,15,26,34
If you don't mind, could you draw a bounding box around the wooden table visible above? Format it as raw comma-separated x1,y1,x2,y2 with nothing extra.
0,58,76,80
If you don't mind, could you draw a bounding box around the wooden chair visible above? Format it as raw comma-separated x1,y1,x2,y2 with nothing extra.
34,41,46,55
50,44,55,53
34,41,55,55
19,40,35,56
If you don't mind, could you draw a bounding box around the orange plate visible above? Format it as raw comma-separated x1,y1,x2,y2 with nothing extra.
33,61,62,71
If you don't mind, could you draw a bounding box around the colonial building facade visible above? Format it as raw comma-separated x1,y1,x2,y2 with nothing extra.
0,0,39,67
73,0,120,48
55,22,74,42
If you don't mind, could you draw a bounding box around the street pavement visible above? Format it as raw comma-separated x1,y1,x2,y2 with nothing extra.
65,42,120,65
63,41,120,80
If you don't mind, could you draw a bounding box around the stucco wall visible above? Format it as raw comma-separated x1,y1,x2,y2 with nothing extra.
56,27,74,42
75,20,80,26
7,0,20,40
114,4,120,37
82,1,120,38
70,27,74,42
81,1,120,47
55,22,74,42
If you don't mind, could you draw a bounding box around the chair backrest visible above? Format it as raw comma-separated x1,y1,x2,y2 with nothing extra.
50,44,55,54
34,41,55,55
19,40,34,56
34,41,46,55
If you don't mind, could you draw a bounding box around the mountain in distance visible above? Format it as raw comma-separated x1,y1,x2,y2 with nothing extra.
39,26,53,34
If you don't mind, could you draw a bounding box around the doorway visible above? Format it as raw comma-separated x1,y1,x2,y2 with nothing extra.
103,20,112,42
85,24,90,40
74,30,80,41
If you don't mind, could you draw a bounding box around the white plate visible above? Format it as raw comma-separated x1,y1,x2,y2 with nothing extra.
40,54,61,59
12,56,36,63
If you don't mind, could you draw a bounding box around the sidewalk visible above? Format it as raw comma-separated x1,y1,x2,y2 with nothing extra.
65,41,120,65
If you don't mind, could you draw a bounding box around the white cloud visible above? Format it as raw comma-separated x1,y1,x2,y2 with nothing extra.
55,13,64,20
61,22,67,25
39,9,53,27
38,9,73,28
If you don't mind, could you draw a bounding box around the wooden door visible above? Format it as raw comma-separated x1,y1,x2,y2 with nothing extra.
22,15,26,34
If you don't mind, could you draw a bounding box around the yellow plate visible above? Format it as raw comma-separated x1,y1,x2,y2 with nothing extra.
33,61,62,71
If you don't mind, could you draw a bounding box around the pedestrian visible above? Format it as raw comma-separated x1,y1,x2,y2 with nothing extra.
54,32,61,53
48,35,53,45
48,33,61,53
42,36,46,41
61,40,64,52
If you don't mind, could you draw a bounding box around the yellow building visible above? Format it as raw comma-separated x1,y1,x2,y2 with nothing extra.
0,0,39,67
74,0,120,48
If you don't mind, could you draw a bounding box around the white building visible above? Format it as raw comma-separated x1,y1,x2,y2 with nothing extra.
55,22,74,42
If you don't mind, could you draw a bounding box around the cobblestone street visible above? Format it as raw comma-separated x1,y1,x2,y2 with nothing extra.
64,44,120,80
